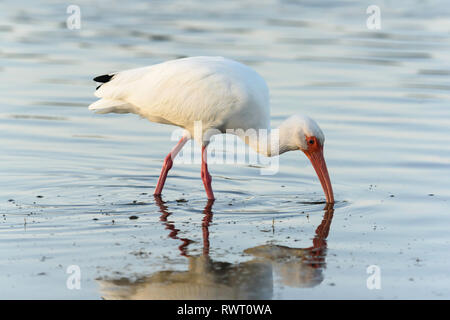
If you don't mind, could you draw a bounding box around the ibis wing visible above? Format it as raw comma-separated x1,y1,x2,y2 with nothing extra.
89,66,153,114
89,57,270,131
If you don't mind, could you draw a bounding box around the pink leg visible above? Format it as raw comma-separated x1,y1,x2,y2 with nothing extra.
154,137,189,196
201,145,215,200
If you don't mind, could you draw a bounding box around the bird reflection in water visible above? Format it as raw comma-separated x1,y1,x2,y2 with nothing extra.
98,198,334,299
244,205,334,288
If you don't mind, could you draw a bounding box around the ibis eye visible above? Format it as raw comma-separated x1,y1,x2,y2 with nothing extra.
308,139,314,145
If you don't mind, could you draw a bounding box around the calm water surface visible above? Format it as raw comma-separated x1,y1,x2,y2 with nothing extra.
1,0,450,299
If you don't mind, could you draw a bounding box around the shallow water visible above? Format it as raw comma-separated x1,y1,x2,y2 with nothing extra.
1,0,450,299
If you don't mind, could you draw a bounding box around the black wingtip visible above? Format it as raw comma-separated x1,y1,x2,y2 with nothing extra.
93,74,114,83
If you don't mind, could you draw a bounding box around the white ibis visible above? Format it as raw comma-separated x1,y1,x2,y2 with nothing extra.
89,56,334,203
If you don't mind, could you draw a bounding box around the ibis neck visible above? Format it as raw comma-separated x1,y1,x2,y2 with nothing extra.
237,126,295,158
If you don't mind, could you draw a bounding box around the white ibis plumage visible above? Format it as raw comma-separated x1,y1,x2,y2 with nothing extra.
89,56,334,203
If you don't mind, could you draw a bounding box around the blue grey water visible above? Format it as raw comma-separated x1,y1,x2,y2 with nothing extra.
1,0,450,299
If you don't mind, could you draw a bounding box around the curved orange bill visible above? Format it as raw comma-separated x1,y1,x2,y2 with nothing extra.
303,146,334,204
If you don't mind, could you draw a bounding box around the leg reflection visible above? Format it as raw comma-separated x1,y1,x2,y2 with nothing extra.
201,199,214,256
154,195,193,257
